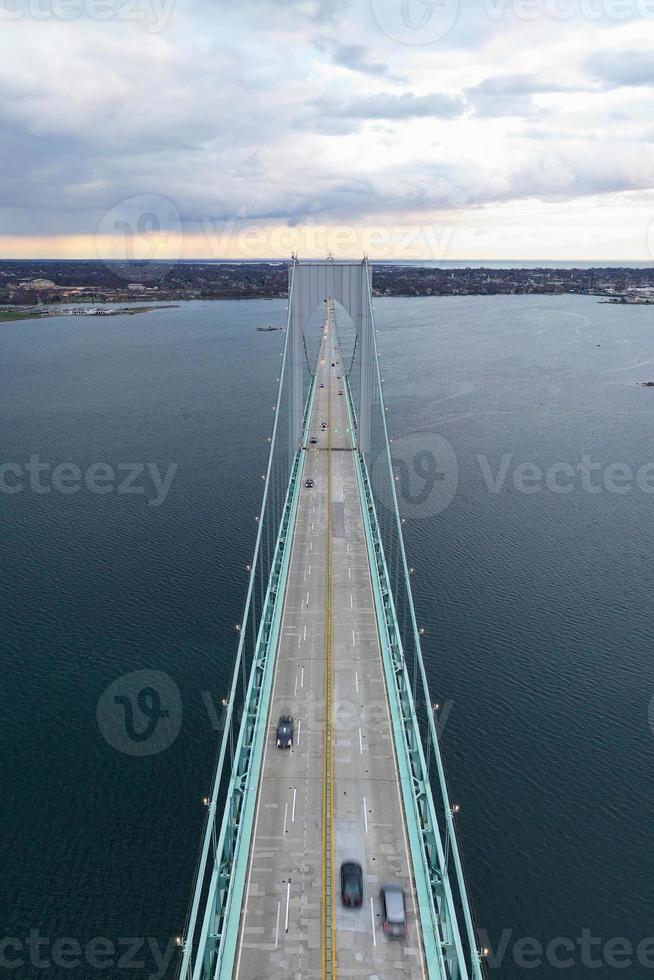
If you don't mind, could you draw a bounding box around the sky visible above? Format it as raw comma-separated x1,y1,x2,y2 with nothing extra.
2,0,654,261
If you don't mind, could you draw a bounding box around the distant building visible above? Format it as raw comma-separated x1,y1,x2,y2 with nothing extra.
128,283,144,291
19,278,56,289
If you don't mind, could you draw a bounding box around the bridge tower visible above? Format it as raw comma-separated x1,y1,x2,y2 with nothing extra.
288,257,374,458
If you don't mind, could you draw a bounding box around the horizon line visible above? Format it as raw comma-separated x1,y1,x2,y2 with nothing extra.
1,257,654,266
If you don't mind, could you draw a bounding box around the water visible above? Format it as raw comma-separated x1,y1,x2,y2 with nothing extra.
1,296,653,978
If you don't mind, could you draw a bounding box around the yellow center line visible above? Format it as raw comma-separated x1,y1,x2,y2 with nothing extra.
322,306,337,980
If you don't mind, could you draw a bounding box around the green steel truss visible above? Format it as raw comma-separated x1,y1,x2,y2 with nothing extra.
175,260,486,980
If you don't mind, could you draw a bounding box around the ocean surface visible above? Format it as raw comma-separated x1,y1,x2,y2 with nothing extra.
1,295,653,978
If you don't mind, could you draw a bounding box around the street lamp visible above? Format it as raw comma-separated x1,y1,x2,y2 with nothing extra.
426,701,440,775
444,804,461,877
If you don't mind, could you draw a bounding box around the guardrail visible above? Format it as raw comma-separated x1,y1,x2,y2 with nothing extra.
339,265,486,980
176,264,316,980
176,263,486,980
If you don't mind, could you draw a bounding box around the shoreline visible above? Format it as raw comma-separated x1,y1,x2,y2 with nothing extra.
0,304,178,323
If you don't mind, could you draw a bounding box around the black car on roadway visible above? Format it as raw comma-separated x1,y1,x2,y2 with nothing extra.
340,861,363,908
276,715,293,748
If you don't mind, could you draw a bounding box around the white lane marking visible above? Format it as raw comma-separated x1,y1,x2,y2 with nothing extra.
283,802,288,837
285,881,291,933
370,897,377,946
368,555,429,980
358,728,363,755
303,624,307,641
306,591,310,607
363,797,368,833
297,719,301,747
292,787,297,822
350,593,353,608
298,634,301,648
310,541,313,552
234,507,296,980
355,671,359,693
308,564,311,577
275,901,281,949
300,666,304,688
348,567,351,579
352,629,356,647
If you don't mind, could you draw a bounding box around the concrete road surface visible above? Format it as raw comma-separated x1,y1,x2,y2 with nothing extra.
233,303,426,980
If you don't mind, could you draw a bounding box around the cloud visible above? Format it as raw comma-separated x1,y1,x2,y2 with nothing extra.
330,42,402,79
586,50,654,88
465,73,577,117
1,6,654,252
314,91,467,120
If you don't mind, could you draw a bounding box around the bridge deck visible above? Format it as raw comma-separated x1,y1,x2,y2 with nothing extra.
233,306,426,979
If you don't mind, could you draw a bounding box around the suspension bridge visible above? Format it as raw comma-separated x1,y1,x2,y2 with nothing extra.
176,259,486,980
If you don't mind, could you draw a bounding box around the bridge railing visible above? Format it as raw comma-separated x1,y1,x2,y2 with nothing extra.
342,262,487,980
176,259,487,980
175,263,315,980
